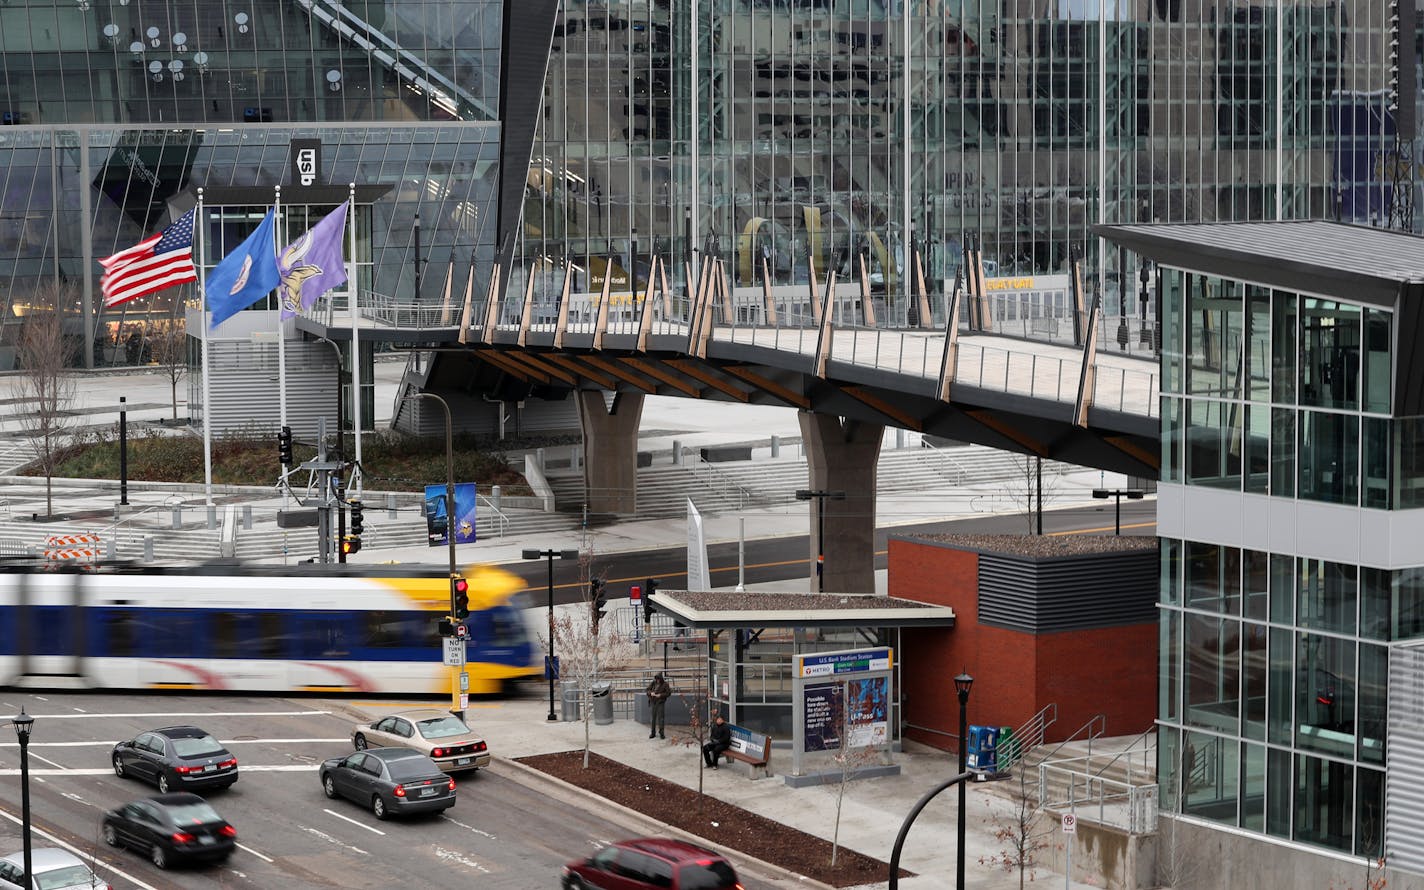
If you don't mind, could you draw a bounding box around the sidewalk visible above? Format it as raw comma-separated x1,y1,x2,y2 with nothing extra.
332,693,1106,890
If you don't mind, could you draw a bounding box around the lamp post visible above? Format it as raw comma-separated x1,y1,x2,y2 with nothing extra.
1138,261,1153,348
795,488,845,591
523,547,579,721
954,672,973,890
1092,488,1145,535
401,393,460,714
13,707,33,890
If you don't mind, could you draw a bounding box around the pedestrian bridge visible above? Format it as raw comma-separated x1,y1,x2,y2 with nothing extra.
301,268,1161,480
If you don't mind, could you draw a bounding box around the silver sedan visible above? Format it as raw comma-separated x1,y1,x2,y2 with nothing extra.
352,708,490,773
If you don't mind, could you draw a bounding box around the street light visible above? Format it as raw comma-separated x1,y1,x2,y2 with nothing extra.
523,547,579,721
401,392,461,717
795,488,845,591
1093,488,1146,535
954,672,973,890
13,707,33,890
1138,261,1153,348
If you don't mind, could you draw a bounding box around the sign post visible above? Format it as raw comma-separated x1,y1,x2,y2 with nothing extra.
442,638,466,667
1062,810,1075,889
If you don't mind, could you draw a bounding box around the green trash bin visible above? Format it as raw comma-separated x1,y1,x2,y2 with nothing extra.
997,726,1019,771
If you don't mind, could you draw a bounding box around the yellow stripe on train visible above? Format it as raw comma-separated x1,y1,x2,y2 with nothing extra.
377,564,527,610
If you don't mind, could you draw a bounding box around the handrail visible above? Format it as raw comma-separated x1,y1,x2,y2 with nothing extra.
916,438,966,486
998,702,1057,773
1035,713,1107,767
1088,727,1156,784
688,452,756,509
476,492,509,538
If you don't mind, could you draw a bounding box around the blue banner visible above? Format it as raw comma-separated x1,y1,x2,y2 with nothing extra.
424,482,478,546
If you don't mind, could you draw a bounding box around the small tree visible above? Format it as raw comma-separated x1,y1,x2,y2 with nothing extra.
675,692,715,804
826,691,885,868
15,293,78,517
1154,816,1206,890
545,553,622,769
147,323,189,421
979,761,1053,889
1004,454,1066,534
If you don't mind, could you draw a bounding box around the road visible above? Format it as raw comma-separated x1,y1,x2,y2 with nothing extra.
0,693,779,890
500,500,1159,601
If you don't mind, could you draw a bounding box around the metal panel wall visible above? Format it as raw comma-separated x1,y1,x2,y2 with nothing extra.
191,339,340,441
1387,642,1424,873
979,549,1157,634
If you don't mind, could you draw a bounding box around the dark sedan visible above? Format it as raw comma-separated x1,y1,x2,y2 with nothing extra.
101,793,236,870
112,726,238,793
319,748,455,820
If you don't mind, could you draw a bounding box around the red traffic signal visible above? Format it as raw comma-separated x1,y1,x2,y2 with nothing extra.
452,576,470,619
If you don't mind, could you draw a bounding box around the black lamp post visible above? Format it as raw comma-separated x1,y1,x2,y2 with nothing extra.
523,547,579,721
954,672,973,890
795,488,845,591
1093,488,1145,535
13,707,33,890
1138,262,1153,348
119,396,128,506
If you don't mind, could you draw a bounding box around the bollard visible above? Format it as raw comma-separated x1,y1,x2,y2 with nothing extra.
171,508,183,530
491,485,501,511
386,493,397,518
206,505,217,529
896,428,905,449
106,540,116,560
770,435,780,458
536,447,546,473
143,536,154,562
672,440,681,465
242,504,253,529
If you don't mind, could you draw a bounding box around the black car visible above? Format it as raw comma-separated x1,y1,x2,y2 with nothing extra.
101,793,236,869
319,748,455,820
112,726,238,793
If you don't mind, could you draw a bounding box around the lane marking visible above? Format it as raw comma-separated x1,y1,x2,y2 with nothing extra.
0,738,351,749
18,710,332,720
299,824,369,855
236,842,273,863
323,807,386,835
0,806,162,890
0,764,321,777
26,750,67,770
441,814,496,839
434,845,492,873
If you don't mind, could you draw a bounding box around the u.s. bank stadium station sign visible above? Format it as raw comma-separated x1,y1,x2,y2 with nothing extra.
796,647,892,678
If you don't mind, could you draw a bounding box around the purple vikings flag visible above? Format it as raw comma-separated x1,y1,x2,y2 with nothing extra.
278,201,349,320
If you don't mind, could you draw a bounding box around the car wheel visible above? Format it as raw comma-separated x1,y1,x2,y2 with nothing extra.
371,795,388,820
151,843,168,870
323,775,338,799
157,773,171,794
112,755,125,778
102,824,120,847
353,733,368,750
566,877,584,890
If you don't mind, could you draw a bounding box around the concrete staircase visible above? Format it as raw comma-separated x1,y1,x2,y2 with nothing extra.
546,444,1073,519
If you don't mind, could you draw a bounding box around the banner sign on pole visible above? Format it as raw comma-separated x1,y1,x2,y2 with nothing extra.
425,482,478,546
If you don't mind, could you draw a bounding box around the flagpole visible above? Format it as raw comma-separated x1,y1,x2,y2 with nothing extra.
197,187,214,507
275,186,288,513
349,184,362,497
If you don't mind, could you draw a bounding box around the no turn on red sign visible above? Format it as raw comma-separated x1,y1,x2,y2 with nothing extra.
1061,813,1077,834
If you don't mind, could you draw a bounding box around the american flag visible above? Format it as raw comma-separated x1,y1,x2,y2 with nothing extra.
99,208,198,309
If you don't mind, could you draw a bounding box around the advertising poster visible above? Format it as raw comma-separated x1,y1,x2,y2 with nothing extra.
803,682,843,752
425,483,478,546
847,676,890,747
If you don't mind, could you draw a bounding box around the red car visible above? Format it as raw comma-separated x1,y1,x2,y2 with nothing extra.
562,838,742,890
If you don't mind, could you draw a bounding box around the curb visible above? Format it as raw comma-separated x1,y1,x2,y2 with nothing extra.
490,754,837,890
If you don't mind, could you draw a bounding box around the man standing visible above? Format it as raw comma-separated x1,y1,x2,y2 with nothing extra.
646,672,671,739
703,714,732,769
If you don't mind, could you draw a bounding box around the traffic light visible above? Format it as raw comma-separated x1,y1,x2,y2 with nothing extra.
349,500,364,536
452,576,470,620
278,425,293,467
340,534,361,556
643,577,659,623
590,579,608,634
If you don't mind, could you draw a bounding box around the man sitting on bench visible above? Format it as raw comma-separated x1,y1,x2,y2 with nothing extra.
702,714,732,769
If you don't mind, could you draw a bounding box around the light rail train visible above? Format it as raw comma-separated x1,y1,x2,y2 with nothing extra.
0,563,541,695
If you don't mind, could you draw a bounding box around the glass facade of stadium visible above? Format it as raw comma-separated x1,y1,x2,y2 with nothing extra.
0,0,502,368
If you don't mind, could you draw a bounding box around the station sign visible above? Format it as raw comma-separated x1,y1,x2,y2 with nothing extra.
796,647,892,678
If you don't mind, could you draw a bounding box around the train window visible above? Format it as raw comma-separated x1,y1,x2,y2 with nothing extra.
33,606,71,656
364,611,410,648
212,613,237,659
258,612,286,658
155,612,199,658
105,610,138,658
296,613,350,659
486,607,526,648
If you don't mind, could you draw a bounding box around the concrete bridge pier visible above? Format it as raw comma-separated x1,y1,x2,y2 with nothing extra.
799,411,883,593
577,390,645,514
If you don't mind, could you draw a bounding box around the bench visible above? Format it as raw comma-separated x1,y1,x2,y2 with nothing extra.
716,724,773,779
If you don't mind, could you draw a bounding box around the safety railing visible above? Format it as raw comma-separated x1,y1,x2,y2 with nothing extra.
1038,762,1159,834
915,438,967,487
686,451,757,510
998,703,1057,774
475,492,509,538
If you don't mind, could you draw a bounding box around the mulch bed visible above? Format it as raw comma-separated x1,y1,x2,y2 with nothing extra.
516,750,910,888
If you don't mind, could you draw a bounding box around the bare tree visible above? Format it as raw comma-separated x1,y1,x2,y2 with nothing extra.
147,322,188,422
825,690,885,868
979,761,1053,889
15,294,78,517
1153,816,1206,890
1002,454,1066,533
545,554,623,769
675,692,715,804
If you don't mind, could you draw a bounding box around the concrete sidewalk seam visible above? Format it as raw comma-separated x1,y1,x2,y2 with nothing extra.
490,755,838,890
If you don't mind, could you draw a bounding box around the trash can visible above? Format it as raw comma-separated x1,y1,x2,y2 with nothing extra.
997,726,1020,770
591,681,614,725
561,682,581,721
966,725,999,772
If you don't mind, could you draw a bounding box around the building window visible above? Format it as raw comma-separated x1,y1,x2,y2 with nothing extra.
1295,632,1355,759
1297,409,1358,506
1293,752,1352,853
1185,613,1240,732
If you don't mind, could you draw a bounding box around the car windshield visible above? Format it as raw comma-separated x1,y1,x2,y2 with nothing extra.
170,735,224,757
678,861,739,890
35,865,96,890
164,801,223,826
385,756,437,780
416,716,470,740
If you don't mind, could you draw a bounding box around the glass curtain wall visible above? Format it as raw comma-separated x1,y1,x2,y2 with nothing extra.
1157,263,1413,859
522,0,1395,322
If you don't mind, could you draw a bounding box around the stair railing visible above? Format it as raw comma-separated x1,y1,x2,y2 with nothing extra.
687,452,756,509
997,702,1057,773
1087,726,1156,787
916,437,966,486
1033,713,1107,806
